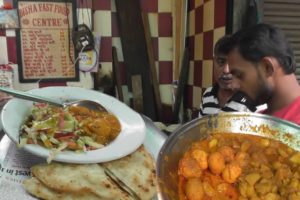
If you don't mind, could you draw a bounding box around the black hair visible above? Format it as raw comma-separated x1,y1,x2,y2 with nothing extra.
226,23,296,74
214,35,231,56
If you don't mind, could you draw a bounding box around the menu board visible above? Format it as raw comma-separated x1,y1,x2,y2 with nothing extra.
15,0,79,83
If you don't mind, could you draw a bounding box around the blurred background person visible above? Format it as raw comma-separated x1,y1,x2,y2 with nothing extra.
199,35,256,117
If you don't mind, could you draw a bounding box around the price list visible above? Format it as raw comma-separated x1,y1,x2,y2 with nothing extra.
21,29,75,79
16,1,78,82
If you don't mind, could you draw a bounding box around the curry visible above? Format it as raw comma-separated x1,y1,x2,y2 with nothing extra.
178,133,300,200
68,105,121,145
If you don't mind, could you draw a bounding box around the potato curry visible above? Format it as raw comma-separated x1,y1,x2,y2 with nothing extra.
68,105,121,145
178,133,300,200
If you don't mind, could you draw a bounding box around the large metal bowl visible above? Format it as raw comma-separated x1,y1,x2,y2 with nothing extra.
156,112,300,200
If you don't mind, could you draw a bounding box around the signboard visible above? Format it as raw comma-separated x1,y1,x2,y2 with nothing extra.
14,0,78,83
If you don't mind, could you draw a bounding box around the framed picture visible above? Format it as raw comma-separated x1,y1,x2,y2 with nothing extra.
14,0,79,83
0,9,19,29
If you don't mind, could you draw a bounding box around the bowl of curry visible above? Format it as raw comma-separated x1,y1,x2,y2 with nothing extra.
156,112,300,200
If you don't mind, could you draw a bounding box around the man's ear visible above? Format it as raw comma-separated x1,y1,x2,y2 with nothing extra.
261,57,275,77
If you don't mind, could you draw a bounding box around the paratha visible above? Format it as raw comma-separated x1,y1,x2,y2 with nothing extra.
24,145,157,200
102,145,157,200
30,163,132,199
24,177,101,200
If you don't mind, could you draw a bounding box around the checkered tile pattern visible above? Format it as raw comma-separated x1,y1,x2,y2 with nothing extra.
0,0,174,120
0,0,226,121
187,0,227,118
93,0,173,120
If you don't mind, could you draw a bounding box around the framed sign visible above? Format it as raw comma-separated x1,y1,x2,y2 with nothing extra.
14,0,79,83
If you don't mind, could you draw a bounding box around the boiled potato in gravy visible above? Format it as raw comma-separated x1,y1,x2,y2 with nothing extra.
178,133,300,200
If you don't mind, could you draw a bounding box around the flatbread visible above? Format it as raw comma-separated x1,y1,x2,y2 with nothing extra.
24,177,101,200
102,145,157,200
24,145,157,200
30,163,132,199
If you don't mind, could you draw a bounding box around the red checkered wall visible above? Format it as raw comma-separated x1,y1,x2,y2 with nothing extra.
1,0,227,121
186,0,227,118
0,0,174,120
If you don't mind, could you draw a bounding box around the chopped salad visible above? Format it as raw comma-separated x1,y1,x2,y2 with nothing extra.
19,103,121,162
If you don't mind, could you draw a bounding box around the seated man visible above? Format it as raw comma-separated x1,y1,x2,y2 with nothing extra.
226,23,300,125
199,35,256,117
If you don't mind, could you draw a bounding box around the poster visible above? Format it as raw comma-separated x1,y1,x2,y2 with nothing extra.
15,0,79,83
0,9,19,29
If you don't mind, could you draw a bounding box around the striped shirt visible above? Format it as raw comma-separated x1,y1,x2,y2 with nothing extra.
199,85,257,117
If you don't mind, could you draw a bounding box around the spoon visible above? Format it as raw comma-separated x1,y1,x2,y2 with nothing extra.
0,87,107,112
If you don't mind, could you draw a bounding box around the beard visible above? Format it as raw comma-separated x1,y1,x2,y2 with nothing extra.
253,77,273,106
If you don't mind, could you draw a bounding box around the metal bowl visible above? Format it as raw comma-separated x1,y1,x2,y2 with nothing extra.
156,112,300,200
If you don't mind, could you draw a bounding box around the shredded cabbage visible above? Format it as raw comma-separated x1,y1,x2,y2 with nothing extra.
19,103,105,162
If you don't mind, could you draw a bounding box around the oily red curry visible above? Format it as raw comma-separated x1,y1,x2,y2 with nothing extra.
68,106,121,145
178,133,300,200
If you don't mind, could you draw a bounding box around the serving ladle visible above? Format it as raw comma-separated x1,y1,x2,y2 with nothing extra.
0,87,107,112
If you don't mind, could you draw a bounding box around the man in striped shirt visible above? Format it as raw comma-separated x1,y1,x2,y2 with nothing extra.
199,36,256,117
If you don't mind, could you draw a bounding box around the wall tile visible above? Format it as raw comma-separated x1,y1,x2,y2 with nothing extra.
77,0,92,8
203,0,214,32
5,30,15,37
214,0,227,28
148,13,158,37
188,61,194,85
140,0,158,12
92,0,111,10
99,37,112,62
158,37,173,61
0,37,8,64
159,84,173,105
193,60,202,87
188,36,195,60
203,30,213,59
0,31,6,36
94,11,112,37
202,59,213,88
188,10,195,36
213,26,225,47
195,5,203,34
158,13,172,37
159,61,172,84
6,37,17,64
158,0,172,12
193,85,202,108
194,33,203,60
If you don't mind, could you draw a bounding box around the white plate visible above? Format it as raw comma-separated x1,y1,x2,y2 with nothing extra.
1,86,146,164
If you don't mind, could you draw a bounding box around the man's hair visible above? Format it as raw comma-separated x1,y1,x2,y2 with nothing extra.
214,35,231,56
226,23,296,74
